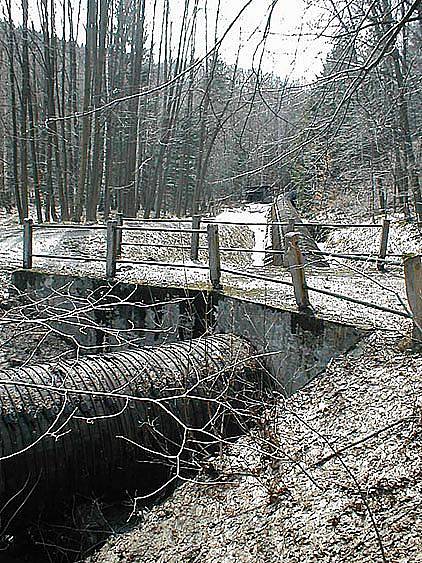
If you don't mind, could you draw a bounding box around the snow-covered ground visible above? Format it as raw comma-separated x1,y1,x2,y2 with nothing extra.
214,203,269,266
0,205,420,562
324,216,421,257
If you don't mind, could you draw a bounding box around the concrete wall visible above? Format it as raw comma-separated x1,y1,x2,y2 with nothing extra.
214,295,365,395
12,270,211,353
12,270,367,395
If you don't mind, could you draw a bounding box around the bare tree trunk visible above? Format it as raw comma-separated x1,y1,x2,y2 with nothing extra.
391,47,422,223
20,0,30,219
20,0,43,222
153,0,191,218
0,39,7,208
122,0,145,217
86,0,108,221
40,0,68,221
5,2,24,222
74,0,97,222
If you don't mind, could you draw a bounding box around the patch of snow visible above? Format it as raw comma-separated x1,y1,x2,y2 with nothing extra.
214,204,270,266
325,219,421,258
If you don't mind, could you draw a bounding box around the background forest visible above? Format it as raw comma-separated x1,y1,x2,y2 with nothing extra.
0,0,420,223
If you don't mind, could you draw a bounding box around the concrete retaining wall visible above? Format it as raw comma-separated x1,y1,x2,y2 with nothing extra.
12,269,211,352
12,269,367,395
214,295,364,395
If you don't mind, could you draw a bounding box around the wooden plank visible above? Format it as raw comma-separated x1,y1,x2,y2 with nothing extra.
274,195,330,269
404,255,422,342
190,215,201,261
23,218,33,269
377,218,390,272
106,220,118,278
207,224,222,289
285,231,312,312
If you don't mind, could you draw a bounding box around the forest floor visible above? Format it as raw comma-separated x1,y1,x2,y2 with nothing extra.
87,328,422,563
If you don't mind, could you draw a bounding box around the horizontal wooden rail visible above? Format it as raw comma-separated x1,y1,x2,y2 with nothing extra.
121,243,281,254
117,244,399,259
122,217,192,223
322,251,404,258
121,242,192,249
32,254,106,262
119,226,206,234
33,224,106,230
299,223,382,229
204,221,268,226
209,246,279,254
203,220,383,228
121,216,384,228
221,267,294,288
310,250,402,266
116,259,209,270
31,220,384,230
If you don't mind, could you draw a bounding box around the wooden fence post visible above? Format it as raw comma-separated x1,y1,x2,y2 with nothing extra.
207,223,222,289
271,204,283,266
288,218,295,233
190,215,201,261
285,231,312,312
404,255,422,343
23,218,33,269
116,212,123,258
106,220,118,278
377,218,390,272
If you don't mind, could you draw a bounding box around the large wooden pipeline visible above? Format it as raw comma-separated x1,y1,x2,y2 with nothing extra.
266,194,330,268
0,334,261,532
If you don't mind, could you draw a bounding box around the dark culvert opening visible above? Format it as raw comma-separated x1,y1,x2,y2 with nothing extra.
1,271,366,562
0,333,264,563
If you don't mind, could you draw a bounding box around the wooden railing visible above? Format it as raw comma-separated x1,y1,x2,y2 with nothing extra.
21,215,417,325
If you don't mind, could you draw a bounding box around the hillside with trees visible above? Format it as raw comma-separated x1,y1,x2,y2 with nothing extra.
0,0,420,223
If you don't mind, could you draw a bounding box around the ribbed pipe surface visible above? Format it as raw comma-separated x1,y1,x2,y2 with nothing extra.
0,334,260,530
